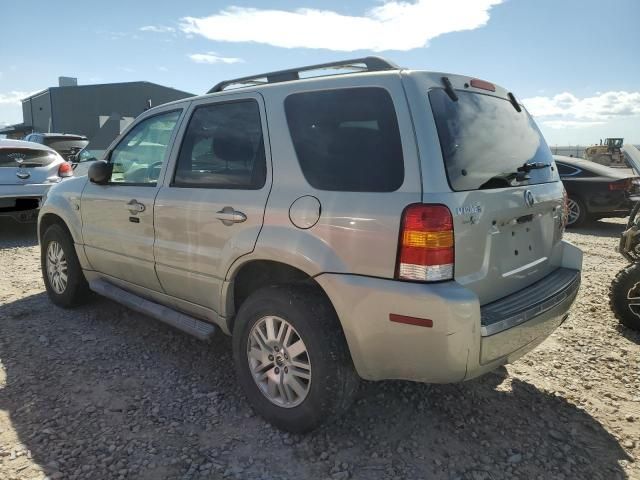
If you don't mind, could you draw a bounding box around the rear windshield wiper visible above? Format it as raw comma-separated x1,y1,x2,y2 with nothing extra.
517,162,551,173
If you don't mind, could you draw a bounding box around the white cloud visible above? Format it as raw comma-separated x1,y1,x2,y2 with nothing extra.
179,0,503,52
0,91,29,105
140,25,176,33
157,66,169,72
188,52,244,64
542,120,606,130
523,91,640,121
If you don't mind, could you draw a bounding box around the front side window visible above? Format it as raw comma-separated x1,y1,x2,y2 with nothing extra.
173,100,266,189
284,87,404,192
109,110,181,185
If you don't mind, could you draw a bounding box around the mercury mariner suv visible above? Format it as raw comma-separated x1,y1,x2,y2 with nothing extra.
38,57,583,432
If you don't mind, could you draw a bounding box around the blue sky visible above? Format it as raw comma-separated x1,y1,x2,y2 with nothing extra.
1,0,639,145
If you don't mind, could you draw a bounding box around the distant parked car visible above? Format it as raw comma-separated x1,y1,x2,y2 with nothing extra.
0,140,73,222
25,133,88,161
554,155,640,227
70,146,104,176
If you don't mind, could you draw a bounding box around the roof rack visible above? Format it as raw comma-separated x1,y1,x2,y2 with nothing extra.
207,56,400,93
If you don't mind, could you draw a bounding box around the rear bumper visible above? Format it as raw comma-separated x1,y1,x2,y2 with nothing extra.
316,240,582,383
0,184,51,221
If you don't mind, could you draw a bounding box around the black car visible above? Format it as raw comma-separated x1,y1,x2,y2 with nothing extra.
24,133,88,161
554,155,640,227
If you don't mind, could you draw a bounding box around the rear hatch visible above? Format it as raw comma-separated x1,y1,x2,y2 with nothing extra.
0,147,58,185
426,85,565,305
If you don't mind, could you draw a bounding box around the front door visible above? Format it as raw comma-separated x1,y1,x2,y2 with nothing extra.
81,108,184,291
153,94,271,313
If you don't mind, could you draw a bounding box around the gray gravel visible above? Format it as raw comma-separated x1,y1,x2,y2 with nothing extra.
0,218,638,480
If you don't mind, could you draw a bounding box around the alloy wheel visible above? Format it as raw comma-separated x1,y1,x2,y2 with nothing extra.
46,240,68,294
566,198,580,226
247,315,312,408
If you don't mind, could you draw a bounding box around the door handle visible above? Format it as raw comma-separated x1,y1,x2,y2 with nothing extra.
215,207,247,225
126,199,146,215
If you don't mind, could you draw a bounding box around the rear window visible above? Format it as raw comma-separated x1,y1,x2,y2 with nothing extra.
285,87,404,192
429,89,556,191
0,148,57,168
43,138,89,153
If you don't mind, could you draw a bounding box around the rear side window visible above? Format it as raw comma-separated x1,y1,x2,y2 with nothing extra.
0,148,57,168
285,87,404,192
429,89,557,191
173,100,266,189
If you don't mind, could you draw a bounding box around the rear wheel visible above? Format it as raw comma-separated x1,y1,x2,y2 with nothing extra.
566,196,587,227
610,263,640,331
41,223,91,307
232,285,359,432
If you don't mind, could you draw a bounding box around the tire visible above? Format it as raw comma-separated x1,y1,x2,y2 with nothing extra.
41,223,91,308
232,284,359,433
610,263,640,331
566,196,587,228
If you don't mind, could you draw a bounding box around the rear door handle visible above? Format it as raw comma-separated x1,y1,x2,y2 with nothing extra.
126,199,146,214
215,207,247,225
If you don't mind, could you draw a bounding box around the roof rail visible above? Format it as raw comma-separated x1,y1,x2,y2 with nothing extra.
207,56,400,93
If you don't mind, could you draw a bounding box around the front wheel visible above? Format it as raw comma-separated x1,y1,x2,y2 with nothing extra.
41,223,91,307
610,263,640,331
232,285,359,433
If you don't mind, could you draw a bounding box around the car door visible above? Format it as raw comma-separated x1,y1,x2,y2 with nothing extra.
81,107,185,291
153,93,271,314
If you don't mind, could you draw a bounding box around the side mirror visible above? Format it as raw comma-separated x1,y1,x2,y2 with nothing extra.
88,160,113,184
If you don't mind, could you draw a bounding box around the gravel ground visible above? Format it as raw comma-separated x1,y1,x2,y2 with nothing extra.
0,218,638,480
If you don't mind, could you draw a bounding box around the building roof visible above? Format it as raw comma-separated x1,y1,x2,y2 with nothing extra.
21,81,194,102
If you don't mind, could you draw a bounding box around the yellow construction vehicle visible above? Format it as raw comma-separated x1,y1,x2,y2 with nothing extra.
584,138,625,166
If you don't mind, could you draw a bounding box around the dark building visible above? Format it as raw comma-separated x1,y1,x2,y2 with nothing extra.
1,78,194,146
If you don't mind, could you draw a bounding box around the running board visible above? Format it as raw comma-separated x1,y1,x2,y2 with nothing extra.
89,279,217,340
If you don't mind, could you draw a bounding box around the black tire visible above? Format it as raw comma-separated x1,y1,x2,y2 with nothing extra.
610,263,640,331
232,284,359,433
566,196,587,228
41,223,91,308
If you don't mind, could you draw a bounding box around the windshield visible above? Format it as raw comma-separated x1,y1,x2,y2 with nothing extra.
429,89,557,191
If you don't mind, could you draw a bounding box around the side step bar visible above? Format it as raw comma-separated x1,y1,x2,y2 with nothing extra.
89,279,217,341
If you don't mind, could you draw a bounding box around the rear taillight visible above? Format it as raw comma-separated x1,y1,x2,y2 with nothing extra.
396,204,454,282
609,178,632,191
58,162,73,178
561,188,569,234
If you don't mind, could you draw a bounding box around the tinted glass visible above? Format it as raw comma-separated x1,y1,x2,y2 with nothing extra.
429,89,557,191
0,148,57,168
285,87,404,192
556,163,578,176
43,138,88,152
174,101,266,189
109,110,181,185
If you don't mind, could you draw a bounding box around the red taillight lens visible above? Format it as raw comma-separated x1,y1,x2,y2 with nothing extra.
58,162,73,178
609,178,631,191
396,204,454,282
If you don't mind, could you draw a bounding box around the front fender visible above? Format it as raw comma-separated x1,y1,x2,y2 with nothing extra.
37,176,88,245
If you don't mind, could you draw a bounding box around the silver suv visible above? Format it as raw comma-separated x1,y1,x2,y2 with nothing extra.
38,57,583,432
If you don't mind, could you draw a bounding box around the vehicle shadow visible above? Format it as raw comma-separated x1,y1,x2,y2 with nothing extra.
615,322,640,345
0,219,38,249
0,292,632,480
568,218,626,239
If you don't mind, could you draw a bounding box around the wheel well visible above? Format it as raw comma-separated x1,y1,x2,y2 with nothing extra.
229,260,324,332
39,213,71,242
